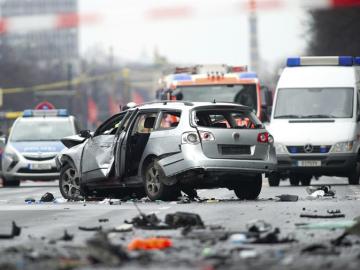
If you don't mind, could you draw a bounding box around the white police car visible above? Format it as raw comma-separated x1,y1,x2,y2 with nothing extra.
1,109,79,187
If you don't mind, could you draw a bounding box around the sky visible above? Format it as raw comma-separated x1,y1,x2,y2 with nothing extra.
79,0,309,70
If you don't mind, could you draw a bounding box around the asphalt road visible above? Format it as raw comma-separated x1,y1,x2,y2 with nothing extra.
0,176,359,270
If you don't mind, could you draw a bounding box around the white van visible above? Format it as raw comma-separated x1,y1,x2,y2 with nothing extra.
268,56,360,186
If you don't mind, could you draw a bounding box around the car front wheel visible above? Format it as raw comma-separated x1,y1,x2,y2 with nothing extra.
348,161,360,185
233,174,262,200
59,163,82,200
144,159,180,201
1,176,20,187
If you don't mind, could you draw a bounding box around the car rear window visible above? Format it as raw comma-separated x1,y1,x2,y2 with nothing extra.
194,109,262,129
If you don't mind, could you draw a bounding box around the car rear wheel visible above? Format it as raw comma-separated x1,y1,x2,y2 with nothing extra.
1,177,20,187
348,161,360,185
59,163,82,200
233,174,262,200
268,173,280,187
144,160,180,201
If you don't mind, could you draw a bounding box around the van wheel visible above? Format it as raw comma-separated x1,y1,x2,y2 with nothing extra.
59,163,82,200
348,161,360,185
2,177,20,187
234,174,262,200
289,177,300,186
268,173,280,186
300,176,312,186
144,160,180,201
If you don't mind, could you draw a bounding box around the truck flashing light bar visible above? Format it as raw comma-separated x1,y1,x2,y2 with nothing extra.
23,109,69,117
287,56,360,67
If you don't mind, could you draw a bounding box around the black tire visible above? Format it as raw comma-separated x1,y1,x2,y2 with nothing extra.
233,174,262,200
2,176,20,187
268,173,280,187
289,177,300,186
348,161,360,185
300,176,312,186
59,163,82,200
143,159,180,201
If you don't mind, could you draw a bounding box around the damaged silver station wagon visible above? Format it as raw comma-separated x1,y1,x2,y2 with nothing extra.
56,101,277,201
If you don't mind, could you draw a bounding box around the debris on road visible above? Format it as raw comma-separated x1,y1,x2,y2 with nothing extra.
78,226,102,231
301,244,339,255
111,224,133,233
99,218,109,223
128,237,172,250
40,192,55,202
0,221,21,239
275,194,298,202
87,232,128,265
246,220,272,233
306,185,336,199
25,197,36,203
59,230,73,241
99,198,121,205
165,212,205,228
300,209,345,218
296,220,356,230
125,212,165,229
251,228,296,244
239,249,258,259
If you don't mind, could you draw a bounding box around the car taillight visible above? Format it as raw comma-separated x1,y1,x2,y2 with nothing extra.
257,132,273,143
199,131,215,141
182,132,200,144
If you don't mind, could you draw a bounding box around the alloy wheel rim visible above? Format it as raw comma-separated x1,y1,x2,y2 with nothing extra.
146,165,161,196
62,167,80,199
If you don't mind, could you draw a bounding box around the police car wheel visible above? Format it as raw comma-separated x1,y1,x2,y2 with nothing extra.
2,177,20,187
348,161,360,185
234,174,262,200
144,160,180,201
59,163,82,200
268,173,280,186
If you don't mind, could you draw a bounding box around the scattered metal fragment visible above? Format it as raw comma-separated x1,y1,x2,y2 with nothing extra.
165,212,205,228
24,197,36,203
87,232,128,265
327,209,341,214
111,224,133,233
275,194,298,202
246,220,272,233
99,218,109,223
306,185,335,198
40,192,55,202
0,221,21,239
78,226,102,231
59,230,73,241
300,213,345,218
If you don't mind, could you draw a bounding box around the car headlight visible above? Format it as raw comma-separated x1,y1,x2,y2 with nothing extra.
274,143,287,154
331,141,353,153
4,151,19,162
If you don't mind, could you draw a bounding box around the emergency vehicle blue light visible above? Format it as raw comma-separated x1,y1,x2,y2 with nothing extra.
22,110,33,117
289,147,298,153
57,109,69,116
287,57,300,67
172,74,192,81
339,56,353,66
239,72,257,79
354,57,360,65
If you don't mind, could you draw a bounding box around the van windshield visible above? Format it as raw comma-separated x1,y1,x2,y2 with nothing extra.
274,88,354,119
10,119,74,142
176,84,257,112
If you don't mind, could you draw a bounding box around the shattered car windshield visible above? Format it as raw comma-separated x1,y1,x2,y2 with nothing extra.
10,119,74,141
176,84,257,112
194,109,262,129
274,88,354,119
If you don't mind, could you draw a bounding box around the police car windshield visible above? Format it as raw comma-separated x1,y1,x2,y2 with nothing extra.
10,119,74,142
176,84,257,112
274,88,354,119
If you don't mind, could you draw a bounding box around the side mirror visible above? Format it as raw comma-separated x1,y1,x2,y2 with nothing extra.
79,130,92,139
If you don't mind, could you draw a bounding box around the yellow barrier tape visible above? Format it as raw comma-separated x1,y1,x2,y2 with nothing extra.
2,71,123,95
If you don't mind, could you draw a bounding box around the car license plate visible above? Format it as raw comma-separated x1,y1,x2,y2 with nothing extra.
29,163,52,170
297,160,321,167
